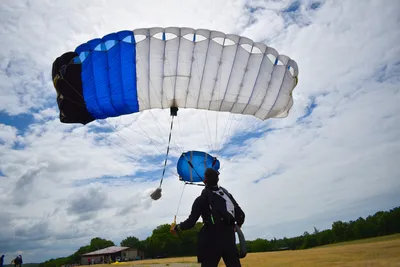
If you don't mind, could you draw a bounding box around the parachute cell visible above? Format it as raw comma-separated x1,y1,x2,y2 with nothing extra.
52,27,299,124
177,151,220,183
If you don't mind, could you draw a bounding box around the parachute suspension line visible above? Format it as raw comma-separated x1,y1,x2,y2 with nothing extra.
215,113,232,158
57,74,172,172
135,52,183,154
217,113,239,159
174,181,207,223
159,106,179,188
218,49,273,161
187,160,204,182
174,171,206,223
174,181,187,220
215,110,219,152
201,112,213,151
218,119,265,173
191,47,214,152
218,62,275,168
58,74,163,161
177,116,185,152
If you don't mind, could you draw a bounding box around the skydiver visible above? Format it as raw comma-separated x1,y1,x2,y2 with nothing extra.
12,255,22,267
170,168,245,267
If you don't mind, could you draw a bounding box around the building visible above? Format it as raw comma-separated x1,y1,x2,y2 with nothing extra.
81,246,144,264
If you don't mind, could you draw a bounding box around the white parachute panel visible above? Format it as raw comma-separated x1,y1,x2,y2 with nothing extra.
134,27,299,120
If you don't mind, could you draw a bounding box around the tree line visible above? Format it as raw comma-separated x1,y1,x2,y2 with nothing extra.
39,206,400,267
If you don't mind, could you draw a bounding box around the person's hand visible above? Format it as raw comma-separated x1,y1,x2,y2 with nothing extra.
170,222,178,235
234,224,242,232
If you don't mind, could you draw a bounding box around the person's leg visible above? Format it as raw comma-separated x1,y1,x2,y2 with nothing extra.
222,254,241,267
221,233,241,267
200,255,221,267
222,247,241,267
198,228,222,267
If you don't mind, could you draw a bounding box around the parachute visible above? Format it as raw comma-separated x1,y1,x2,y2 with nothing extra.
52,27,298,124
51,27,299,199
177,151,220,183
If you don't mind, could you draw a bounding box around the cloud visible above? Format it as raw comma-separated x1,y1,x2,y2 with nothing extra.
66,186,109,220
0,124,19,147
9,164,48,207
0,0,400,263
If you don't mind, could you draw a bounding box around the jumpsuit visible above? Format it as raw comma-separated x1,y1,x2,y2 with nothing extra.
178,186,244,267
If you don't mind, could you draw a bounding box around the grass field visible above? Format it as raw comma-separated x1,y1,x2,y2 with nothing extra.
319,233,400,247
104,234,400,267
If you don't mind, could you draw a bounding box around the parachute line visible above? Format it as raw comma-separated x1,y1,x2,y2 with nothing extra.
58,88,178,176
52,27,300,185
159,107,178,187
56,61,181,169
175,182,187,217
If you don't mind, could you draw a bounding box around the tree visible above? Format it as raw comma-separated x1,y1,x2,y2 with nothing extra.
332,220,348,242
90,237,115,251
317,229,335,246
121,236,143,250
300,231,317,249
247,238,271,252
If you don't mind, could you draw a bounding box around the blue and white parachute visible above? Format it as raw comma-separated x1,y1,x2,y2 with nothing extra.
52,27,299,195
52,27,298,124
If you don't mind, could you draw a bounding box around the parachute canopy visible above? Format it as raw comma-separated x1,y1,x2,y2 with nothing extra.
177,151,220,183
52,27,299,124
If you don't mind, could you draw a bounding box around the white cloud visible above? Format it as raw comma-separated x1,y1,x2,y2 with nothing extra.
0,0,400,263
0,124,19,147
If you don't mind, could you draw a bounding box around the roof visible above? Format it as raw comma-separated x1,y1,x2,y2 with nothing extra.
82,246,131,256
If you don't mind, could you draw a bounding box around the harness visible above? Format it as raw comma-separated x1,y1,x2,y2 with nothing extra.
203,186,236,226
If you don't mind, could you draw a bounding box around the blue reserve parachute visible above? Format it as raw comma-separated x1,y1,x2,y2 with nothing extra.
177,151,220,183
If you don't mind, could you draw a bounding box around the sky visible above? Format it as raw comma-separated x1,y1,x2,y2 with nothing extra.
1,0,400,263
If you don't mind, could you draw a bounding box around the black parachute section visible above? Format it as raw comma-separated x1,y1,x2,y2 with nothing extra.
51,52,95,124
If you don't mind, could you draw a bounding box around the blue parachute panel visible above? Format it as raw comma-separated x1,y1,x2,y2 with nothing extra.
177,151,220,183
75,31,139,119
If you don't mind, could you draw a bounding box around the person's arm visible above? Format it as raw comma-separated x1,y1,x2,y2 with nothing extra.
234,202,245,227
178,196,203,230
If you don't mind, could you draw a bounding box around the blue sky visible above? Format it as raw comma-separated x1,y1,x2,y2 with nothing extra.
1,0,400,263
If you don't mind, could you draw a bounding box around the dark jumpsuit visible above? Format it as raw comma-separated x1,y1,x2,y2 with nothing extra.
178,187,244,267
